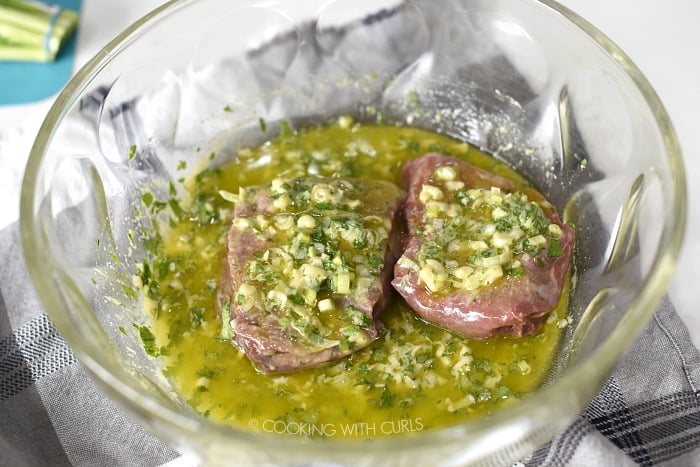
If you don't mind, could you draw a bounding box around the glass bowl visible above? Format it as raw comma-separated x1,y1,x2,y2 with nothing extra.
20,0,686,465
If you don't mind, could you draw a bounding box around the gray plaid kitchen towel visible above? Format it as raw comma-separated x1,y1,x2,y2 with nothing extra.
0,224,178,466
2,1,699,465
2,219,699,466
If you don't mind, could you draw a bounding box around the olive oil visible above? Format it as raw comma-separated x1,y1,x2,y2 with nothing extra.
148,119,569,438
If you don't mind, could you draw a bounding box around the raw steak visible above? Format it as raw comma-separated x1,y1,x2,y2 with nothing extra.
217,176,405,373
391,153,575,338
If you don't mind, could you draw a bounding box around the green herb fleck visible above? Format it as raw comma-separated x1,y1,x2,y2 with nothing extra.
197,367,219,378
353,237,368,249
134,324,160,357
168,199,185,219
190,307,205,327
259,117,267,132
507,265,524,277
141,192,154,207
287,294,305,305
122,285,137,300
367,253,383,268
127,144,137,161
547,238,562,258
280,120,292,137
496,385,512,399
315,202,333,210
376,386,395,408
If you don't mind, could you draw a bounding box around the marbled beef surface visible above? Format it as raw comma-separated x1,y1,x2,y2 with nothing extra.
391,154,574,338
217,177,405,373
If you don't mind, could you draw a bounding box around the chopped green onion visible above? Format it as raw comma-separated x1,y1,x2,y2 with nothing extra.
218,299,234,340
0,0,79,62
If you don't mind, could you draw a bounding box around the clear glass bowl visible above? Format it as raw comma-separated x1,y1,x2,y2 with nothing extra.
20,0,686,465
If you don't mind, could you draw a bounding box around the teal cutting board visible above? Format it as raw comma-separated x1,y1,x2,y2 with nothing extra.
0,0,82,105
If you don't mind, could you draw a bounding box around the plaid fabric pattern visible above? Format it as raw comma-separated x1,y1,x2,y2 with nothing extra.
0,225,177,467
1,314,76,402
3,216,700,465
518,297,700,467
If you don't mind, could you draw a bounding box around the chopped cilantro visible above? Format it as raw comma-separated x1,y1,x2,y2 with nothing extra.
141,192,154,207
127,144,137,161
454,188,470,203
403,138,420,152
367,253,384,268
138,259,152,285
287,294,305,305
353,237,368,249
311,225,325,243
157,257,171,280
122,285,137,299
144,235,161,256
415,352,430,364
168,199,185,219
376,386,396,408
315,202,333,210
190,307,205,327
547,238,563,258
280,120,292,137
134,324,160,357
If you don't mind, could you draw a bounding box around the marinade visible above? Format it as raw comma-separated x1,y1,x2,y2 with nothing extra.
143,119,570,438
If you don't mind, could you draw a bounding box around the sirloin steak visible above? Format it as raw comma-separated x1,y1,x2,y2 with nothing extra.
391,153,575,338
217,176,405,373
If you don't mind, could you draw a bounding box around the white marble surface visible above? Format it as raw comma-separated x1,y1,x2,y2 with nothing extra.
1,1,697,329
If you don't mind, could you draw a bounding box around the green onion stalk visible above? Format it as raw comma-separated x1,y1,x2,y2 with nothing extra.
0,0,78,62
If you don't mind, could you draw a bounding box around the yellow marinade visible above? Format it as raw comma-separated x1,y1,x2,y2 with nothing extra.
144,118,570,439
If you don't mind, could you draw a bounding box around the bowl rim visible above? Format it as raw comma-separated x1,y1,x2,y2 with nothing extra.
20,0,687,462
